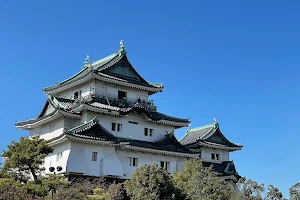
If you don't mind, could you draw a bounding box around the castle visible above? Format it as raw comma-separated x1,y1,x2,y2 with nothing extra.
16,41,242,187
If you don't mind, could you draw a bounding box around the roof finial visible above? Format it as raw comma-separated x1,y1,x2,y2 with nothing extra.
187,123,191,132
119,40,127,55
213,117,219,128
83,55,90,68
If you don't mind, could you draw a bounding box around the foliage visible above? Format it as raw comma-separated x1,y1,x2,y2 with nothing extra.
266,184,285,200
51,178,104,200
0,178,43,200
106,183,128,200
87,187,108,200
173,159,234,200
289,182,300,200
236,177,265,200
2,136,53,182
125,164,178,200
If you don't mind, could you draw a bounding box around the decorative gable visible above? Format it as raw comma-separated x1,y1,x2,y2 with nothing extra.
106,61,141,80
205,129,229,145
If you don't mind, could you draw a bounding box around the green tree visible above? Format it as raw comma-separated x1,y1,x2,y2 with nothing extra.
2,136,53,182
0,177,43,200
266,184,284,200
106,183,128,200
125,164,178,200
236,177,265,200
172,159,233,200
290,183,300,200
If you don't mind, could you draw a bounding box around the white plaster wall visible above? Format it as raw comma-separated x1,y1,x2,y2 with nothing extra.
44,142,71,174
116,149,187,179
201,147,229,163
29,118,65,140
56,80,95,99
95,80,149,102
84,111,175,142
67,142,123,177
48,141,188,178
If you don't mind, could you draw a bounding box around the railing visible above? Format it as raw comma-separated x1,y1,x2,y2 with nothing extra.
74,90,157,111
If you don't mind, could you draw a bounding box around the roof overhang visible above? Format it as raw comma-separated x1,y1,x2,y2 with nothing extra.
16,110,81,130
148,119,189,129
92,72,163,95
71,104,120,116
48,134,119,146
120,145,200,158
44,71,163,95
187,140,242,151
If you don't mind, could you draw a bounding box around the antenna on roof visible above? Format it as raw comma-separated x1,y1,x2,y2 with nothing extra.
119,40,127,55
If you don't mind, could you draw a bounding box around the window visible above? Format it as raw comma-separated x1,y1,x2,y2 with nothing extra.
56,152,62,162
117,123,122,132
160,161,170,171
144,128,154,137
128,157,138,167
149,129,154,137
92,152,97,161
74,90,82,99
118,90,127,99
216,154,220,160
112,123,116,131
129,121,138,124
211,153,220,161
112,123,122,132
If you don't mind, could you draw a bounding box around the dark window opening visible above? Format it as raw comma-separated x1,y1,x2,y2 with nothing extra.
112,123,116,131
144,128,148,136
92,152,97,161
211,153,215,160
118,90,127,99
117,124,122,132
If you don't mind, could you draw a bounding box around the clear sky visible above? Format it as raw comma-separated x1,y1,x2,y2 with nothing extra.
0,1,299,198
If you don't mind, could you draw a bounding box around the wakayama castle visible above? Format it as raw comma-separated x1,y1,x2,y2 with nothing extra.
16,41,243,188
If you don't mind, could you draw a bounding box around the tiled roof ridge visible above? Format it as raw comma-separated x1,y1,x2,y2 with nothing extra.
189,123,215,132
66,116,98,133
154,111,190,123
156,134,193,152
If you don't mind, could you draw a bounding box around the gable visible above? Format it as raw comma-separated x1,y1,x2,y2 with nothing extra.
205,129,231,145
107,62,141,80
38,101,56,118
101,56,150,85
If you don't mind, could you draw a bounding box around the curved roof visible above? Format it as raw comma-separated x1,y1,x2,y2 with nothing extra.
44,42,163,95
16,95,189,129
180,120,242,151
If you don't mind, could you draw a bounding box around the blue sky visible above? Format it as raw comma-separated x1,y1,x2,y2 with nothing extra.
0,0,299,198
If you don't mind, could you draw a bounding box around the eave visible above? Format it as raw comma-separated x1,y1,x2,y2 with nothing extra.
16,110,81,130
44,71,163,95
71,103,120,116
120,145,200,158
48,134,120,147
187,140,243,152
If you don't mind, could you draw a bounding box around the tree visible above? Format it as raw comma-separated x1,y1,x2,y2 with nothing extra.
0,177,43,200
125,164,178,200
172,159,233,200
266,185,284,200
236,177,265,200
290,183,300,200
106,183,128,200
2,136,53,182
